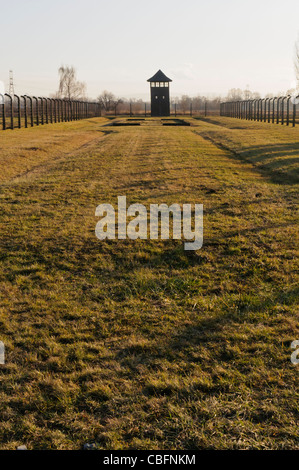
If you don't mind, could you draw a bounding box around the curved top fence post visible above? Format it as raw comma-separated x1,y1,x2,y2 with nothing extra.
38,97,44,125
272,97,277,124
4,93,13,129
21,95,28,128
25,95,34,127
0,93,5,130
285,95,291,126
14,94,21,128
293,95,299,127
277,96,283,124
264,97,269,122
281,96,287,125
33,96,39,125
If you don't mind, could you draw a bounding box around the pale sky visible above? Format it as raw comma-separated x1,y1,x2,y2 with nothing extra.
1,0,298,100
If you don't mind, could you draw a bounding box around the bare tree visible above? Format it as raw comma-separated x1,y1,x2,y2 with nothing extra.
251,91,261,99
295,38,299,89
179,95,191,114
58,65,86,100
226,87,260,101
170,95,220,115
226,88,244,101
98,91,122,112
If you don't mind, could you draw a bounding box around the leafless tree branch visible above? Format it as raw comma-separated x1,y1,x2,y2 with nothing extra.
57,65,86,100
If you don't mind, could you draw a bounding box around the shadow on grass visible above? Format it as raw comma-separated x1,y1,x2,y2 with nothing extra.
197,132,299,185
116,282,298,391
1,213,296,282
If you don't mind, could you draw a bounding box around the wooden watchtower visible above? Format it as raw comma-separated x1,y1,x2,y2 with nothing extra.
147,70,172,117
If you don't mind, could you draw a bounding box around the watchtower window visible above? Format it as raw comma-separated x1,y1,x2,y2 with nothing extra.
150,81,169,88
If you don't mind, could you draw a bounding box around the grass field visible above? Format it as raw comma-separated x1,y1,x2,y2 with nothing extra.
0,116,298,450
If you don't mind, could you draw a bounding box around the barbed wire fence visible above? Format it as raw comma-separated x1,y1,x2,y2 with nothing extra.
101,98,221,117
4,93,298,128
0,95,219,127
220,95,299,127
0,94,101,130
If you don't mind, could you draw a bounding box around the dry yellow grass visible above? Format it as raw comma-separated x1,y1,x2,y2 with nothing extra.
0,116,298,449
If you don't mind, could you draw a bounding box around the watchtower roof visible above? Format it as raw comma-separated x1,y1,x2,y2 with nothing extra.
147,69,172,82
